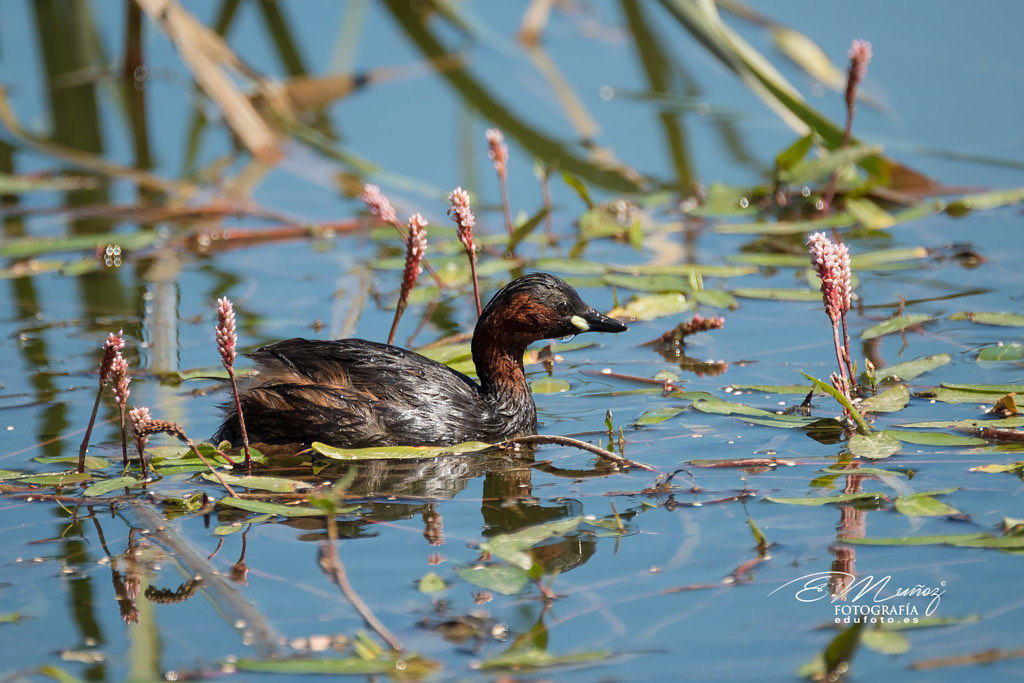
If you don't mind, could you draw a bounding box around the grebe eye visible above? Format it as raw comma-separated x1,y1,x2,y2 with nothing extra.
557,301,572,315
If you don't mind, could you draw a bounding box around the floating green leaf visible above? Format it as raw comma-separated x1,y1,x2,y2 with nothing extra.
919,386,1016,404
969,462,1023,474
603,273,685,292
530,377,571,394
455,565,529,595
312,440,492,461
765,491,885,506
895,491,960,517
977,344,1024,362
18,472,93,486
728,384,813,395
848,432,902,459
479,647,612,671
235,656,436,676
944,186,1024,216
899,417,1024,430
418,572,447,593
881,430,985,447
861,629,911,655
83,477,144,497
858,384,909,413
635,406,685,425
860,314,932,340
850,247,929,269
33,455,110,470
215,513,274,535
607,292,692,321
217,498,325,517
845,197,895,230
949,311,1024,327
694,288,738,309
846,533,1024,549
478,516,608,571
200,473,313,493
731,287,821,302
868,353,950,383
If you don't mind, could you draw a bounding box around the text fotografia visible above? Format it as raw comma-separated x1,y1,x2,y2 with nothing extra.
768,572,945,624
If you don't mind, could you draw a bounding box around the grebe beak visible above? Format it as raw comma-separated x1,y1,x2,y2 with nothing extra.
573,309,628,334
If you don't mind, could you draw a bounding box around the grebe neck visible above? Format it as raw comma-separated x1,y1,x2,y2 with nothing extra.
471,316,534,411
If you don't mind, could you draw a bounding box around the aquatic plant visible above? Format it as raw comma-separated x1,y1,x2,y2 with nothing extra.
388,213,428,345
217,297,252,473
448,186,481,316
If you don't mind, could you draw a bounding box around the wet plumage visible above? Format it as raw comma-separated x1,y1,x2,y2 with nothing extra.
214,273,627,448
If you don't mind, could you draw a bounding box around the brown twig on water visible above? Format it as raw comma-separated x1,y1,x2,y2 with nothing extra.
486,128,513,236
134,418,239,498
448,186,482,317
500,434,655,471
388,213,428,345
78,331,125,473
822,39,872,211
319,518,403,651
217,297,252,473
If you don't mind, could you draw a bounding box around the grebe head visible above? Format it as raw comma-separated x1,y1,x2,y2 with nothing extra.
478,273,628,343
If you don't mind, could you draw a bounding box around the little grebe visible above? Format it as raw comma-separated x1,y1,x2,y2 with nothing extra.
214,273,627,448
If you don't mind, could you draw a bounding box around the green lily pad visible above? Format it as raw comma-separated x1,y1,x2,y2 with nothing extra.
860,314,932,340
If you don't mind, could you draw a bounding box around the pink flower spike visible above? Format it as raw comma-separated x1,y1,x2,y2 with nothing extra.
129,406,151,452
110,353,130,409
216,297,237,369
448,187,482,316
848,39,872,86
807,231,852,323
100,330,125,385
448,187,476,252
486,128,508,180
360,183,398,226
